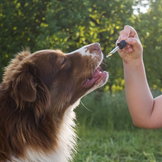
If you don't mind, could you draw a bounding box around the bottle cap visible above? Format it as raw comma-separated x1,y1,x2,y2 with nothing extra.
117,40,127,49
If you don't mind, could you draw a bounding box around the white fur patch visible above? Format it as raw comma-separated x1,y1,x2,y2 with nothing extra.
67,43,99,59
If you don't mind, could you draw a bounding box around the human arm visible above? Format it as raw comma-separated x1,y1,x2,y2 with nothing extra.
118,25,162,129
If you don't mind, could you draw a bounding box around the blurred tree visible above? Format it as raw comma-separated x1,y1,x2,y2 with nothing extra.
39,0,135,93
1,0,157,94
135,0,162,90
0,0,50,80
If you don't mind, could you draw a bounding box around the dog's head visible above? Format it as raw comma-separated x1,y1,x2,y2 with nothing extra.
3,43,108,114
0,43,108,160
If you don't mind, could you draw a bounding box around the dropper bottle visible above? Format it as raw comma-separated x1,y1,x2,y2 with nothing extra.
107,40,127,58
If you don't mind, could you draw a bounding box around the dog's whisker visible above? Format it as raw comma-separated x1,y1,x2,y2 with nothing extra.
80,100,92,112
101,61,107,66
95,89,102,95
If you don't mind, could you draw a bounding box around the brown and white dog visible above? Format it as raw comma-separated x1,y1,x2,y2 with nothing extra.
0,43,108,162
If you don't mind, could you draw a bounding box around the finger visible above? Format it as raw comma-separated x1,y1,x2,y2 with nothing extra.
119,30,128,40
119,30,124,36
125,44,134,53
118,40,134,54
117,36,132,50
126,44,131,48
126,37,142,51
124,25,139,39
126,37,138,45
123,46,133,53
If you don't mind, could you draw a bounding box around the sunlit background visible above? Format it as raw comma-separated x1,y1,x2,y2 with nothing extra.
133,0,149,14
1,0,162,161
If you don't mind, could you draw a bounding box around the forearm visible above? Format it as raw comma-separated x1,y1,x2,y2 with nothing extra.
118,25,162,129
123,58,154,128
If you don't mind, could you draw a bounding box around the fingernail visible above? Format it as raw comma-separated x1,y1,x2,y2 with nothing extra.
128,38,131,42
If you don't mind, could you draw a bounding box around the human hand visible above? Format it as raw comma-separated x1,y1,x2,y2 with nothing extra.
117,25,143,64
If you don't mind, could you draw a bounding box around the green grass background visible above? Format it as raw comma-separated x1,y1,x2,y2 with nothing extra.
73,90,162,162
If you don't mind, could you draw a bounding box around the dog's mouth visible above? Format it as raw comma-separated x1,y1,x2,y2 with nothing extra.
82,67,107,89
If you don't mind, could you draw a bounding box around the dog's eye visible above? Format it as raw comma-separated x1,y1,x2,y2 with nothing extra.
60,56,70,69
61,57,66,65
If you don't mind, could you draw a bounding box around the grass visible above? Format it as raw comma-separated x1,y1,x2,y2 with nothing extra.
74,127,162,162
75,90,134,131
73,90,162,162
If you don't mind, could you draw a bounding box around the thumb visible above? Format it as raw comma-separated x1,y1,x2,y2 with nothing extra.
126,37,142,50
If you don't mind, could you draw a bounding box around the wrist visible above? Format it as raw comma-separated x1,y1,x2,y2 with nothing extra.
123,57,144,69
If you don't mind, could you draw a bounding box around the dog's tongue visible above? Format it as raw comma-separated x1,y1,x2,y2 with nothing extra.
92,67,101,78
82,67,101,88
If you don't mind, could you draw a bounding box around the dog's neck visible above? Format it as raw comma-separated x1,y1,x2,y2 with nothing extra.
10,99,80,162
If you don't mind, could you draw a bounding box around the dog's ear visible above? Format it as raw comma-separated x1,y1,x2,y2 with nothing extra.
12,62,37,103
12,62,51,115
17,71,37,102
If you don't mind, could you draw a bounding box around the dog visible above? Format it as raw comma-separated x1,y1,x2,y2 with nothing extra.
0,43,108,162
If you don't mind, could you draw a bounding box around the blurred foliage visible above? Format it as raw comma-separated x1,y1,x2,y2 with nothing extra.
0,0,162,92
41,0,135,93
136,0,162,90
0,0,51,80
75,89,161,130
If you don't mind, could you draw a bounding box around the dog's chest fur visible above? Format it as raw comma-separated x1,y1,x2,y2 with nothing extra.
10,100,80,162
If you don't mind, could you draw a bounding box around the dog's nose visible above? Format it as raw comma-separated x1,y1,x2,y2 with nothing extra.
93,43,101,51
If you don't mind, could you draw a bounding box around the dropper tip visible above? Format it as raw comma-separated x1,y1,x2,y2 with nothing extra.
106,53,112,58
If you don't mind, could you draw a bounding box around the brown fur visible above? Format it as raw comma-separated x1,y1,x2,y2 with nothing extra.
0,45,102,161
